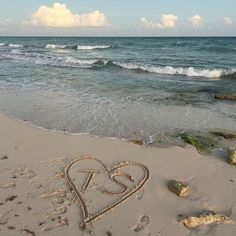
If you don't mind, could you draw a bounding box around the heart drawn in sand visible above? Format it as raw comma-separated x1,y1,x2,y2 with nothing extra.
64,156,149,230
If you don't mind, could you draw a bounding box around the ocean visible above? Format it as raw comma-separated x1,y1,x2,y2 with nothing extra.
0,37,236,145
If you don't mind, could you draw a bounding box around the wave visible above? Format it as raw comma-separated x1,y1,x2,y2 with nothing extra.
7,49,107,68
0,43,23,48
222,71,236,79
8,43,23,48
6,48,236,78
45,44,67,49
10,49,44,58
2,43,112,50
112,62,235,78
45,44,112,50
35,56,108,68
77,45,111,50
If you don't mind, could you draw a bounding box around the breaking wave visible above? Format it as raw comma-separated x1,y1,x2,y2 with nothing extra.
8,43,23,48
35,57,108,68
5,48,236,78
45,44,67,49
112,62,236,78
0,43,23,48
77,45,111,50
7,49,108,68
45,44,112,50
0,43,112,50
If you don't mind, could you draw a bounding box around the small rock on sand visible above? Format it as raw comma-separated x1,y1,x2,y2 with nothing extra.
167,180,190,198
215,93,236,101
180,212,234,229
130,140,144,146
227,146,236,165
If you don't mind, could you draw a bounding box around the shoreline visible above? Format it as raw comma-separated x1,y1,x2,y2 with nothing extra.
0,112,236,235
2,111,236,151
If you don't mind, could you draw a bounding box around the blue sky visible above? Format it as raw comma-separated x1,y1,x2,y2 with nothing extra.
0,0,235,36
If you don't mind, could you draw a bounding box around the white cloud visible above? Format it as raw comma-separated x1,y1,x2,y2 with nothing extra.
0,19,10,26
223,17,233,25
159,14,178,28
140,14,178,29
140,17,157,28
24,3,109,27
188,15,202,28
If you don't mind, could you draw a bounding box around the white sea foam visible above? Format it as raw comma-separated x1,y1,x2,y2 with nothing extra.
8,43,23,48
112,62,234,78
35,56,107,68
0,43,5,46
77,45,111,50
45,44,111,50
45,44,67,49
7,48,108,68
11,49,21,54
65,58,107,67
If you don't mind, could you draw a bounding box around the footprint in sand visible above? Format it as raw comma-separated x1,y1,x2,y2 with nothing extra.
5,195,18,202
20,228,36,236
0,154,8,160
132,215,150,233
12,167,37,179
41,216,68,232
0,210,11,225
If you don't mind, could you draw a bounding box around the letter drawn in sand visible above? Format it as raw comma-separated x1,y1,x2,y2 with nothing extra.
64,156,149,230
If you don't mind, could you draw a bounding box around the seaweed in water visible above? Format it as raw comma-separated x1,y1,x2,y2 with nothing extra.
179,131,221,155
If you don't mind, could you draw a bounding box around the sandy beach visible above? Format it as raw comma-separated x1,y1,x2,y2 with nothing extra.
1,1,236,235
0,112,235,236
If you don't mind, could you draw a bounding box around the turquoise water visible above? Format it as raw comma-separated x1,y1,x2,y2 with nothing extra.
0,37,236,143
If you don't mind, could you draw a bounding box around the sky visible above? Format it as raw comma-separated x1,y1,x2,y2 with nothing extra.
0,0,235,36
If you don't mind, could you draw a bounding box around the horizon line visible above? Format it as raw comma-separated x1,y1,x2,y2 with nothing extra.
0,35,236,38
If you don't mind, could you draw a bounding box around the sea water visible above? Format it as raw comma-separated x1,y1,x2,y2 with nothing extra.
0,37,236,143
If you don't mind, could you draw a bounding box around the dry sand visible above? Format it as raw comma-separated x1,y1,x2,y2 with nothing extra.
0,112,236,236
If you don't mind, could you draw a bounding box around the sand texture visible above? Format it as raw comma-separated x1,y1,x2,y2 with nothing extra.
0,113,236,236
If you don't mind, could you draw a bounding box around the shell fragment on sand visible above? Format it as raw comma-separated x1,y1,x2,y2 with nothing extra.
167,180,190,198
227,146,236,165
0,182,16,189
180,212,234,229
